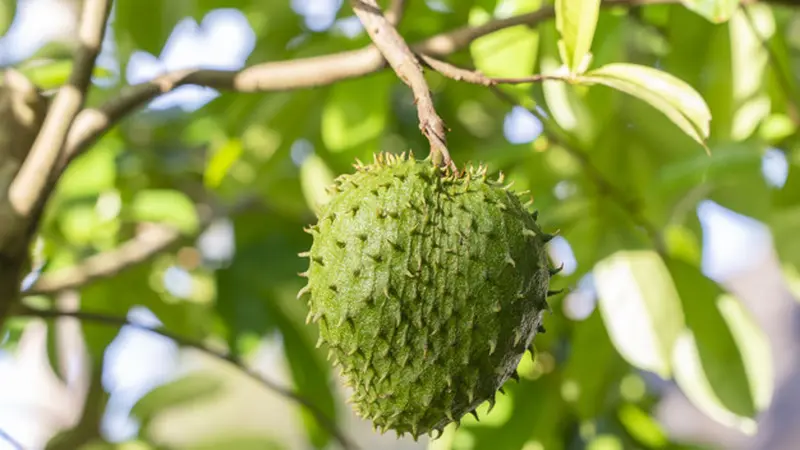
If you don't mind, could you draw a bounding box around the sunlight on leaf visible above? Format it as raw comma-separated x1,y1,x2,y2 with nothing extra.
555,0,601,74
594,250,685,378
577,63,712,150
681,0,741,23
300,154,335,214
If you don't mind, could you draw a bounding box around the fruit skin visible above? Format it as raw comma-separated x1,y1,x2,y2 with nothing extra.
298,152,557,439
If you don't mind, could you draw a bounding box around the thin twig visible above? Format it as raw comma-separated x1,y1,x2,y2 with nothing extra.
740,3,800,125
0,427,23,450
351,0,454,169
489,86,665,253
9,0,111,217
15,305,356,450
418,55,559,85
25,195,261,296
25,224,184,295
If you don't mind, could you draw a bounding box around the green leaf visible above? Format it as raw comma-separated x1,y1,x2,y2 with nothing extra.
0,0,15,37
204,138,243,188
130,189,199,234
577,63,712,149
300,154,335,215
681,0,740,23
562,310,625,418
182,435,284,450
617,403,669,448
593,250,685,378
469,0,540,80
131,373,224,434
666,259,773,434
19,60,113,91
321,72,391,155
555,0,601,74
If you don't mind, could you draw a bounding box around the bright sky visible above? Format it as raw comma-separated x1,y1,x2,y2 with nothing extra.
0,0,790,448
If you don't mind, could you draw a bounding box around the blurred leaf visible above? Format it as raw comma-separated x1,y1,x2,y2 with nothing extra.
204,138,243,188
0,0,15,37
681,0,740,23
46,321,67,383
594,250,685,378
469,0,540,81
321,72,392,155
452,373,567,450
300,154,335,215
18,60,113,90
578,63,712,149
132,373,224,434
182,435,284,450
617,403,668,448
555,0,600,74
217,212,336,448
666,259,773,435
130,189,199,234
562,310,624,418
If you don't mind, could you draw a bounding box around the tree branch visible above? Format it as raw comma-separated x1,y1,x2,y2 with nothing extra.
352,0,453,169
25,195,261,296
14,305,356,450
25,224,185,296
60,0,795,168
385,0,408,25
9,0,111,218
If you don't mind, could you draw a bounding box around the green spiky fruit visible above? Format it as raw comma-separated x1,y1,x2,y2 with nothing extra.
298,152,558,439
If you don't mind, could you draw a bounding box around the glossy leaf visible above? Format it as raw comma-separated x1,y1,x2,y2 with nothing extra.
555,0,601,74
594,250,685,378
578,63,712,149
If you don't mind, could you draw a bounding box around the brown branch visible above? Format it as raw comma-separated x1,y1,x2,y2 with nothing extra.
25,224,184,296
351,0,453,169
418,55,559,85
25,195,261,296
9,0,111,218
14,305,356,450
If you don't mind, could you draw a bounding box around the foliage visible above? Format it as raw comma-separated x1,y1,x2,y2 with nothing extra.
2,0,800,449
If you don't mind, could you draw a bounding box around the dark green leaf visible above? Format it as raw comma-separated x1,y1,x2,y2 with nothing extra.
666,258,773,434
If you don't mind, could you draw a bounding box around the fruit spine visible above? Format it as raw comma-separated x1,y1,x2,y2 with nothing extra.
298,152,560,439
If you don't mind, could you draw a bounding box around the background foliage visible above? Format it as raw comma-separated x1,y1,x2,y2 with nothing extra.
2,0,800,449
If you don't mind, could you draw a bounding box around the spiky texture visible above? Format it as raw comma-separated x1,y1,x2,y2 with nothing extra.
299,152,557,439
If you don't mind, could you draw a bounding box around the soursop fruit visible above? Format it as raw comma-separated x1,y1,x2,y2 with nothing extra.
298,152,560,439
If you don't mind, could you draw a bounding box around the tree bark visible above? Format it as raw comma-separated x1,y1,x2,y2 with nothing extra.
0,70,48,324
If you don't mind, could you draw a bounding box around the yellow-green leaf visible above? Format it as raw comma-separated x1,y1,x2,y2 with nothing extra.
0,0,16,37
555,0,601,74
681,0,740,23
300,154,335,214
130,190,199,234
578,63,712,149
